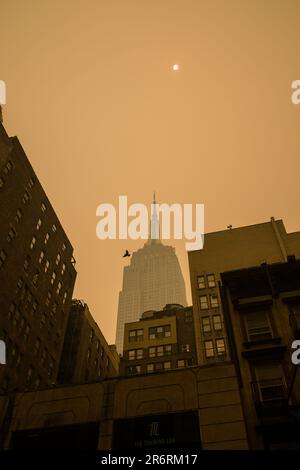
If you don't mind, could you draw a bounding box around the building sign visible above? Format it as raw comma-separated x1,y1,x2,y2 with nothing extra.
113,411,200,449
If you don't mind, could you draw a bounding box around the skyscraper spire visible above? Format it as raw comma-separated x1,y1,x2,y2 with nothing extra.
149,191,160,243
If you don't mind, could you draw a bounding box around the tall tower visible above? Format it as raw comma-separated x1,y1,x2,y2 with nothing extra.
115,195,187,354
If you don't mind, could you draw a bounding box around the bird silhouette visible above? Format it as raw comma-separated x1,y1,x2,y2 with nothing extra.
123,250,131,258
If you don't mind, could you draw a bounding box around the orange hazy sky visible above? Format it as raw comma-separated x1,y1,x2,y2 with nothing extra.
1,0,300,343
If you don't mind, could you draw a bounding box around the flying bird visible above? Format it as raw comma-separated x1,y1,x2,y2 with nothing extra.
123,250,131,258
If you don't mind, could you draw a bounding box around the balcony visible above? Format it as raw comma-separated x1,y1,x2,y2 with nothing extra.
251,378,288,416
289,312,300,339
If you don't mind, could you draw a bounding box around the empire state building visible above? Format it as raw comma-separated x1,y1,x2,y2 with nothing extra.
115,196,187,354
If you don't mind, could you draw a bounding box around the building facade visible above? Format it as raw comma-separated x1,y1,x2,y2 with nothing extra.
58,300,119,384
188,219,300,365
120,304,197,376
0,122,77,392
116,200,187,354
0,361,248,450
221,258,300,449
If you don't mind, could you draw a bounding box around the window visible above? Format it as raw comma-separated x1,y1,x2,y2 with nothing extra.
38,251,44,264
213,315,222,331
45,291,52,306
202,316,211,333
96,340,100,352
0,176,4,188
7,227,16,243
44,233,50,244
62,291,67,304
41,202,46,212
157,346,164,357
36,218,42,230
30,236,37,250
216,338,226,356
207,273,216,287
149,347,156,358
181,344,190,352
0,250,7,267
149,325,171,339
177,359,186,368
28,177,35,188
56,281,62,295
50,271,56,285
32,271,39,286
147,364,154,373
5,160,13,173
61,263,66,275
62,243,66,252
244,310,273,342
22,191,30,204
56,253,61,265
128,349,143,360
15,209,23,223
44,260,50,273
184,310,193,322
128,329,144,342
164,361,171,370
52,224,57,233
199,295,208,310
127,365,141,375
210,295,219,309
197,275,205,289
204,340,214,358
255,362,286,402
90,329,94,342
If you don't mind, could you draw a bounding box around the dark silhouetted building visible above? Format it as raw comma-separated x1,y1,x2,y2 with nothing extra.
58,299,119,384
0,122,76,392
221,258,300,449
120,304,197,376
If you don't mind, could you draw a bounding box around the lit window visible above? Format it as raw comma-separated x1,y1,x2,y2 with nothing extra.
165,344,172,355
202,316,211,333
62,243,66,252
61,263,66,275
62,291,67,304
56,253,61,265
177,359,186,368
184,310,193,322
210,295,219,309
207,274,216,287
56,281,62,295
50,271,56,285
147,364,154,373
199,295,208,310
129,329,144,342
52,224,57,233
30,236,37,250
216,338,226,356
164,361,171,370
204,340,214,358
36,218,42,230
5,160,13,173
38,251,44,264
44,260,50,273
197,275,205,289
213,315,222,331
41,203,46,212
96,340,100,351
157,346,164,357
44,233,50,244
255,362,285,402
45,291,52,306
28,177,35,188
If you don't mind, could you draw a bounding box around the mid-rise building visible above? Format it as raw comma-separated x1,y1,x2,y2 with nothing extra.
221,257,300,449
0,121,77,392
188,219,300,365
58,300,119,383
120,304,197,376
